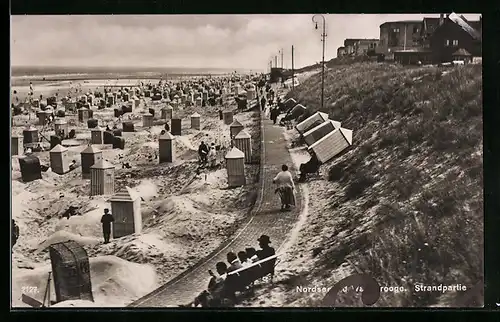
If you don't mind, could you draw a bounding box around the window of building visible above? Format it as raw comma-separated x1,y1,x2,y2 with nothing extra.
445,39,450,46
393,28,400,33
413,26,419,33
452,40,459,46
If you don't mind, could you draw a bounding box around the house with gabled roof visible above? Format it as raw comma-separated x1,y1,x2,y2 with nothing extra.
429,12,482,63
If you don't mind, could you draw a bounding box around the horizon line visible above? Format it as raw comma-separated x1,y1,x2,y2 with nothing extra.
11,65,267,70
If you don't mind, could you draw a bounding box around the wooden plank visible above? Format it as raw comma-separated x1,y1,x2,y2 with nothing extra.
22,294,43,308
228,254,279,276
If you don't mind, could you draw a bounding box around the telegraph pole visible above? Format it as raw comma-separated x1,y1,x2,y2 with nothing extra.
312,14,327,110
291,45,295,91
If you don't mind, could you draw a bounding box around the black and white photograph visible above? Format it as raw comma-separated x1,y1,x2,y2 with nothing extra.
10,13,483,308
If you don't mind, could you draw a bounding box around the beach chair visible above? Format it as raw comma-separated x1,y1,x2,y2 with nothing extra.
220,254,280,303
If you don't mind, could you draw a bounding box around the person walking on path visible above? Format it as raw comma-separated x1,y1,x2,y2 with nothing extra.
260,96,266,112
273,164,296,211
270,106,280,125
100,208,114,244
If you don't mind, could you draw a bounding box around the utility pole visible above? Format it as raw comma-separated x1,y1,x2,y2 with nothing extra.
312,14,327,110
281,48,284,69
404,24,407,50
291,45,295,91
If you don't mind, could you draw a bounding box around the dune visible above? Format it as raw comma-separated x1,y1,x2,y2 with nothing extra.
36,231,101,253
12,255,158,308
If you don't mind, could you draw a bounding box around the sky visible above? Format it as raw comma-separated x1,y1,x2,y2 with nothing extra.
11,14,481,71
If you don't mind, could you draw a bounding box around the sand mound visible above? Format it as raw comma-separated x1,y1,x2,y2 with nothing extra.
148,195,236,242
54,206,103,238
142,141,159,149
12,255,158,307
175,136,197,152
12,252,37,270
92,233,184,264
36,230,100,252
132,180,158,202
182,169,228,193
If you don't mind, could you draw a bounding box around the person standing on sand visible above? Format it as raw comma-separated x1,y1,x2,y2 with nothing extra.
100,209,114,244
260,96,266,112
199,141,209,165
273,164,296,211
208,143,217,168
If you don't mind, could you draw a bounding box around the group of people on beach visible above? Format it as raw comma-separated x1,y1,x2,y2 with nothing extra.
182,234,276,307
198,141,218,168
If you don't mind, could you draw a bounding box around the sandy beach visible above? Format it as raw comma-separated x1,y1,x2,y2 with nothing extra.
11,76,262,307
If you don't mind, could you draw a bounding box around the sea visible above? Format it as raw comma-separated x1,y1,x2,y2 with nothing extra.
11,66,261,101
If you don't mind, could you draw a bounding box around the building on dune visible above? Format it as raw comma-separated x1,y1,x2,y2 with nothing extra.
429,13,482,64
339,38,379,58
337,46,346,58
377,13,481,65
377,20,425,60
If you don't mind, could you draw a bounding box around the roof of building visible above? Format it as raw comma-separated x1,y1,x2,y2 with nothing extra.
159,132,174,140
81,145,102,154
230,119,243,127
380,20,423,28
423,17,441,33
108,186,139,202
452,48,472,56
50,144,68,153
225,147,245,159
355,39,379,42
447,12,481,40
293,104,307,110
235,129,251,139
191,112,200,117
340,127,353,145
344,38,379,46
